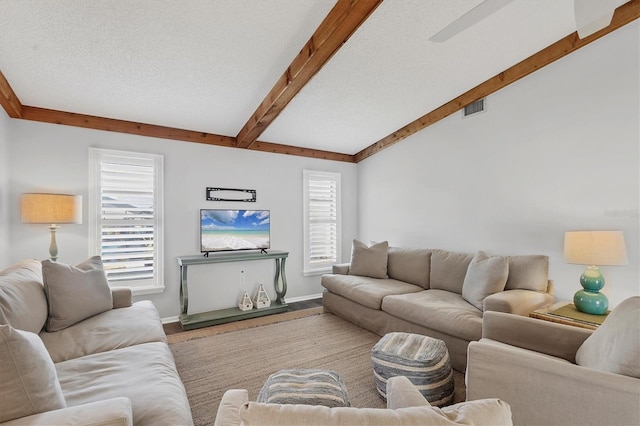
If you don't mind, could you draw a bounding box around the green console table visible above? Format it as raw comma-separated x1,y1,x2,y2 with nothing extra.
177,250,289,330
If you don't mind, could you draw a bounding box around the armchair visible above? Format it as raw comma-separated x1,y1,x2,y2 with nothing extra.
466,298,640,426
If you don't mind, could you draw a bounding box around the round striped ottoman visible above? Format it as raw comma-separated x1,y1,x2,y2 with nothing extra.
371,332,454,407
257,369,350,408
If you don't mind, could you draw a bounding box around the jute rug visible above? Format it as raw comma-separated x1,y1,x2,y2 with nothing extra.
169,309,465,426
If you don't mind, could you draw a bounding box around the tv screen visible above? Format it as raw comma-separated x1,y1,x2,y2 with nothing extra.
200,209,270,253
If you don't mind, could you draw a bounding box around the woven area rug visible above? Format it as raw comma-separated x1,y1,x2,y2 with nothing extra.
169,309,465,426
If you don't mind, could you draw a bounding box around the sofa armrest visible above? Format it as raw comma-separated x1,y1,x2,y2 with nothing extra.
386,375,431,409
483,289,554,316
214,389,249,426
467,339,640,426
332,263,350,275
0,397,132,426
111,286,132,309
482,311,592,362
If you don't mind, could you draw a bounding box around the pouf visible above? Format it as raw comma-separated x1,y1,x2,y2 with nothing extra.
257,368,350,407
371,332,454,407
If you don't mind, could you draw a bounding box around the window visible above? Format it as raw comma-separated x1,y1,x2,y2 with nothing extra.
89,148,164,294
303,170,341,276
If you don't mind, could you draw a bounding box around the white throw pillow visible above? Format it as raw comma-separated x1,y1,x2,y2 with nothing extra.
576,296,640,378
0,325,67,422
462,251,509,311
42,256,113,332
348,240,389,279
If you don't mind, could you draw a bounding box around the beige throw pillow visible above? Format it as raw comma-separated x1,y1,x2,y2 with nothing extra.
503,255,549,292
575,296,640,378
0,259,48,333
462,251,509,311
42,256,113,332
0,325,67,423
348,240,389,279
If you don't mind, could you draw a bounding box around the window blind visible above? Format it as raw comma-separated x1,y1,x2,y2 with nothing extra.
99,161,156,282
303,171,341,275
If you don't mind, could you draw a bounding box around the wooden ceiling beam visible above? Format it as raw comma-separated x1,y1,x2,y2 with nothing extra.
21,106,237,148
354,0,640,163
18,106,356,162
0,69,23,118
235,0,383,149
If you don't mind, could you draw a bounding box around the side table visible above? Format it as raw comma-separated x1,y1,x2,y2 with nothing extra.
530,301,609,330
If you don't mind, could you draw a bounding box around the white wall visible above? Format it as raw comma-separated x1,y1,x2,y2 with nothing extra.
5,120,358,318
0,110,9,267
358,22,640,307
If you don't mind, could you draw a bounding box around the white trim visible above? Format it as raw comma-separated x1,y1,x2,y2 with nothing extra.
303,170,341,275
89,148,165,292
161,315,180,325
285,293,323,303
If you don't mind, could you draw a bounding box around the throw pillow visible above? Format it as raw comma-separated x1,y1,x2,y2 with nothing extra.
0,325,67,423
0,259,48,333
462,251,509,311
42,256,113,332
348,240,389,279
503,255,549,292
575,296,640,378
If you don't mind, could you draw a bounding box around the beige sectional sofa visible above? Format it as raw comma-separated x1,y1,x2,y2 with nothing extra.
0,258,193,425
214,375,513,425
467,299,640,426
322,242,555,371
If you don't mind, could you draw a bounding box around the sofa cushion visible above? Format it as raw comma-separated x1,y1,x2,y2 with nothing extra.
42,256,113,332
430,250,474,294
382,290,483,342
39,300,167,363
321,274,423,310
576,296,640,378
462,251,509,311
504,255,549,292
0,259,48,333
0,325,67,423
349,240,389,279
387,247,432,289
235,398,512,425
56,341,193,425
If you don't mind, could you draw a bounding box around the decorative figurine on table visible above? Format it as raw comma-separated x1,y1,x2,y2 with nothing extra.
239,291,254,311
252,284,271,309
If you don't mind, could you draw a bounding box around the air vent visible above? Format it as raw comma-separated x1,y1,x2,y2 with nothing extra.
463,98,485,117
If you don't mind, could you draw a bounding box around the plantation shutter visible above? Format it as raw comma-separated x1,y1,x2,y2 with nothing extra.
89,148,164,292
303,170,341,275
100,160,155,282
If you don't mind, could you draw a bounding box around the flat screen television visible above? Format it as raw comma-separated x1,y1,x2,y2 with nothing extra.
200,209,270,253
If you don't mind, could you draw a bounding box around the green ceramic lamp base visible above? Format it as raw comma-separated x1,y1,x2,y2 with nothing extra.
574,266,608,315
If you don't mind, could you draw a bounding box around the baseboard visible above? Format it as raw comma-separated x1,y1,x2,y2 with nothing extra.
162,315,180,324
285,293,323,303
161,293,323,324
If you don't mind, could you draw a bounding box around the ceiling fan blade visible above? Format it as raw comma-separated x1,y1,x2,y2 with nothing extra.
575,0,630,39
429,0,513,43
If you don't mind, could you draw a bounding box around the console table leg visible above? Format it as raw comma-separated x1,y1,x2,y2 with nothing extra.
180,265,189,316
274,258,287,305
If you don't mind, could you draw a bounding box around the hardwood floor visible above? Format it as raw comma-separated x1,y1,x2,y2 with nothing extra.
163,297,323,336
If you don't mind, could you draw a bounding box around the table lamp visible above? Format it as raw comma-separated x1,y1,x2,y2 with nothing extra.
21,193,82,261
564,230,628,315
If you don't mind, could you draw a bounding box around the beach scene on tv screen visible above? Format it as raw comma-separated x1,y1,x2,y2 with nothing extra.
201,210,270,251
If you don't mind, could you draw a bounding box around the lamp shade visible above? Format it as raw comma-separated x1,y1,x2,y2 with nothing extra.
21,193,82,224
564,231,628,266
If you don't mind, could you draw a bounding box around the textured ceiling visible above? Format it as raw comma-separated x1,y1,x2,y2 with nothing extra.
0,0,629,156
